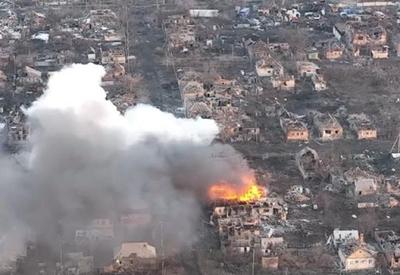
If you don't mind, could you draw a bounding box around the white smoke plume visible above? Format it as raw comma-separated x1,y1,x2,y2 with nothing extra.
0,64,253,268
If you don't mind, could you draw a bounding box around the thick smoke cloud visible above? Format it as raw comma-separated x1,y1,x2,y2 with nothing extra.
0,64,253,267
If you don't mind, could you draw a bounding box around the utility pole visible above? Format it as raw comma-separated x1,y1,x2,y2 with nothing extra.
59,240,63,275
124,0,130,74
255,121,259,143
160,221,166,275
251,247,255,275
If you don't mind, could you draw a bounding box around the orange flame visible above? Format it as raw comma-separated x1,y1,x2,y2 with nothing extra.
208,176,266,203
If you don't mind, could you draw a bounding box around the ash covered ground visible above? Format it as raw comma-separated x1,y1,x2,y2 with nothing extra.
3,0,400,274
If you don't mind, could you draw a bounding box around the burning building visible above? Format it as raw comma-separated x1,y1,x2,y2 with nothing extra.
209,173,287,257
210,194,287,254
208,174,267,203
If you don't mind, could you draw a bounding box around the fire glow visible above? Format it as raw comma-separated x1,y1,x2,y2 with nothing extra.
208,176,266,203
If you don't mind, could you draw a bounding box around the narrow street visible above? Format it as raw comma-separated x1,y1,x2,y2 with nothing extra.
129,7,182,113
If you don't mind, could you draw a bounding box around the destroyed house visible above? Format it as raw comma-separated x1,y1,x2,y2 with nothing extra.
386,177,400,195
18,66,42,84
75,218,114,243
325,47,344,60
247,40,270,62
331,229,359,248
103,31,124,42
233,123,261,143
212,197,287,221
285,185,310,202
215,216,243,236
211,197,288,241
0,47,12,67
100,47,126,65
306,47,319,60
255,56,284,77
64,252,94,275
215,215,256,236
113,242,157,272
213,109,241,142
375,230,400,270
213,76,235,88
83,9,120,32
167,27,196,50
213,198,287,256
115,242,156,259
371,45,389,59
338,235,377,272
224,226,260,254
296,147,319,180
271,74,295,91
212,204,250,220
267,42,290,53
251,197,288,220
261,256,279,270
103,63,125,81
34,54,60,70
247,42,294,89
344,167,379,197
347,114,377,140
186,101,212,119
0,70,6,88
392,34,400,57
296,61,320,77
120,211,152,228
89,9,118,20
29,11,46,28
75,229,112,243
280,117,309,141
351,25,387,47
261,235,284,254
311,74,327,91
181,80,204,101
226,239,253,254
165,15,196,50
260,236,282,269
189,9,219,18
313,113,343,141
209,92,232,108
178,70,202,84
324,41,344,60
7,124,29,145
164,15,192,26
6,112,30,146
357,196,379,209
